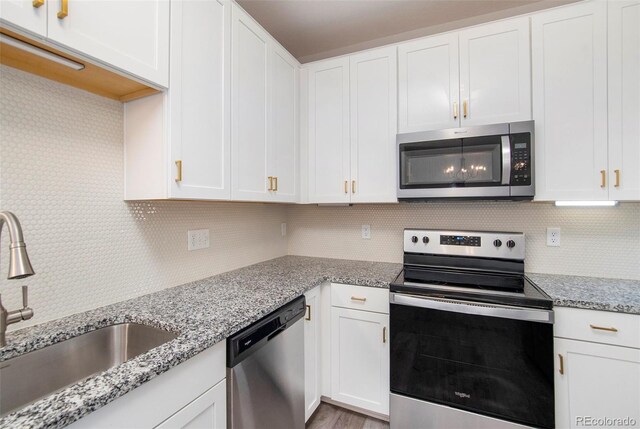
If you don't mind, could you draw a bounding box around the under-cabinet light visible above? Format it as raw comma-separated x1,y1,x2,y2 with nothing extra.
1,33,85,71
555,201,618,207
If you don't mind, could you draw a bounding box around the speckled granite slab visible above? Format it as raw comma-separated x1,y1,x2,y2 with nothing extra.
0,256,401,429
528,273,640,315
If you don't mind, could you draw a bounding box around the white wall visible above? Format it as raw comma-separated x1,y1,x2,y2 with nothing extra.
0,66,288,329
286,202,640,280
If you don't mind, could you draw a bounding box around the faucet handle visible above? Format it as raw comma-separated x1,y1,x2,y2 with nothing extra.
22,285,28,308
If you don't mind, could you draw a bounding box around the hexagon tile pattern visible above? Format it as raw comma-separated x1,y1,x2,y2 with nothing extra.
286,202,640,280
0,66,287,330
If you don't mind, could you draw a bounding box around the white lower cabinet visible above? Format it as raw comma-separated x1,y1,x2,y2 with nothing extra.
330,306,389,415
156,380,226,429
554,338,640,429
304,285,322,421
68,341,226,429
554,308,640,429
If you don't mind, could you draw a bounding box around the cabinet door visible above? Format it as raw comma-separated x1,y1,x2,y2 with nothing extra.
0,0,47,36
270,44,299,203
156,379,226,429
554,338,640,429
459,17,531,126
349,47,398,203
398,33,460,133
307,57,351,203
231,4,271,202
331,307,389,415
169,0,230,200
304,286,321,422
608,1,640,201
532,2,608,201
46,0,169,87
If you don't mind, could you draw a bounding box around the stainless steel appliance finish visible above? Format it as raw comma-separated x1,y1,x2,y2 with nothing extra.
0,211,36,346
0,323,178,417
390,394,530,429
227,296,305,429
390,229,554,429
397,121,534,200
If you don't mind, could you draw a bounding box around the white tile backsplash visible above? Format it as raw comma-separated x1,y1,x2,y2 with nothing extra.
286,202,640,280
0,66,287,329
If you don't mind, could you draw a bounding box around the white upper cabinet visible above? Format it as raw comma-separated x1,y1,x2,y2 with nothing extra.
306,47,398,204
397,17,530,133
0,0,47,36
307,57,351,203
231,4,270,202
459,17,531,126
608,0,640,201
169,0,231,200
46,0,169,87
398,33,460,133
270,44,299,203
349,47,398,203
231,3,300,203
124,0,230,201
532,1,609,201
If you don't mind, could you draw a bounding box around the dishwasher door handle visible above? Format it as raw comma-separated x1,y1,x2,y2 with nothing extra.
268,325,287,341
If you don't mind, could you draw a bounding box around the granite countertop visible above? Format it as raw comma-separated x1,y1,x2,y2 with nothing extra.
527,272,640,315
0,256,401,429
2,255,638,428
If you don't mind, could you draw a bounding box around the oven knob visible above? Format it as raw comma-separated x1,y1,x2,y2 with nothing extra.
411,236,418,243
493,239,502,248
506,240,516,249
422,236,429,244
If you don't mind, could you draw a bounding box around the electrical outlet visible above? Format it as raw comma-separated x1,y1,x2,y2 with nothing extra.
188,229,210,251
281,222,287,237
361,224,371,240
547,227,561,247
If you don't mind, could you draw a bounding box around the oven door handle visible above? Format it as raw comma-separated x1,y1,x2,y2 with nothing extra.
501,135,511,186
390,293,554,323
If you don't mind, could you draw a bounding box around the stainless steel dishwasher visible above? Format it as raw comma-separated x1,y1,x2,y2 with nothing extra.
227,295,305,429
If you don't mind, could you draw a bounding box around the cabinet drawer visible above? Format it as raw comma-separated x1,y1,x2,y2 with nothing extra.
331,284,389,314
554,307,640,349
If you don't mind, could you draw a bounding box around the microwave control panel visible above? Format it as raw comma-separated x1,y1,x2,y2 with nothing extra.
510,133,531,186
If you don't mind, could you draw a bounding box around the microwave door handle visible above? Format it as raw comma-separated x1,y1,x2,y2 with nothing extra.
501,135,511,185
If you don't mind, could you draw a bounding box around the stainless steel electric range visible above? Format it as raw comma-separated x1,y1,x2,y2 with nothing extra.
390,229,555,429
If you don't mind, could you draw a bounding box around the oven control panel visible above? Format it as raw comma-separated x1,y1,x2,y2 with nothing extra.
440,235,481,247
404,229,525,260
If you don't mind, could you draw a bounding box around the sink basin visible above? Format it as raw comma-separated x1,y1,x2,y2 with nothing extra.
0,323,177,417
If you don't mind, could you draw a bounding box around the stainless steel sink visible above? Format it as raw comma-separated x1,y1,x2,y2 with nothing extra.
0,323,178,417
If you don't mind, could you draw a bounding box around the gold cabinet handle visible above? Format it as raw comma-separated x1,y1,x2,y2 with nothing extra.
175,160,182,182
453,101,458,119
558,354,564,375
305,304,311,321
590,324,618,332
57,0,68,18
463,100,468,118
383,326,387,343
274,176,278,192
600,170,606,188
344,180,348,194
614,169,620,187
352,180,356,194
350,296,366,302
33,0,44,8
268,176,274,191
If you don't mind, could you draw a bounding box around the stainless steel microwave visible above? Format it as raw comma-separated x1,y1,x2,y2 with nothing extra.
397,121,534,200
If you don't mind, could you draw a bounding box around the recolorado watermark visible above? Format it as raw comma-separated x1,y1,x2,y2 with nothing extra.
576,416,638,427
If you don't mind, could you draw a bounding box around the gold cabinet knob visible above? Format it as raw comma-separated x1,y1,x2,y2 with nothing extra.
175,160,182,182
600,170,606,188
614,169,620,188
32,0,44,8
57,0,68,18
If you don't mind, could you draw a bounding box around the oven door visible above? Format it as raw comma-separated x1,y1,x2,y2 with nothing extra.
397,127,511,199
390,293,554,429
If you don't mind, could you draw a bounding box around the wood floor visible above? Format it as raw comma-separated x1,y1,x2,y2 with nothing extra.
306,403,389,429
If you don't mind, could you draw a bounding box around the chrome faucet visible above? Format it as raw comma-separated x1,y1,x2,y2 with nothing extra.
0,211,35,347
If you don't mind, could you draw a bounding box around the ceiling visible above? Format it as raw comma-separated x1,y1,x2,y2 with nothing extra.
237,0,575,63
